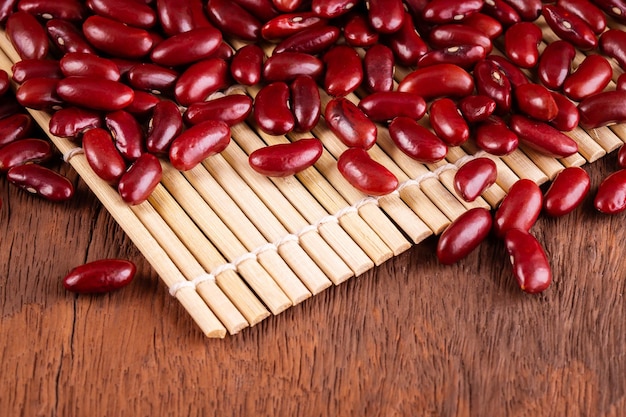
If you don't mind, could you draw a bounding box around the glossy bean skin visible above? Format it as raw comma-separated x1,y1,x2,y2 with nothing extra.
261,12,327,41
233,0,280,22
174,58,229,106
0,70,10,91
388,116,448,163
323,45,363,97
82,15,154,59
7,163,74,202
325,97,377,149
504,228,552,294
0,138,53,171
473,59,512,115
0,0,16,23
290,75,321,132
272,0,303,13
343,13,379,47
367,0,404,34
454,157,498,202
363,44,395,93
577,90,626,128
150,27,223,67
253,81,294,135
502,0,543,21
17,0,87,21
311,0,357,19
262,52,324,82
105,110,145,161
475,116,519,156
486,55,531,88
169,120,231,171
357,91,426,123
117,153,162,205
481,0,521,27
458,95,496,123
461,12,503,39
0,113,33,146
599,29,626,70
16,77,63,110
436,207,493,265
595,169,626,214
48,107,102,139
230,44,264,86
156,0,213,36
46,18,96,54
590,0,626,23
562,54,612,101
146,100,183,155
6,11,49,60
493,178,543,238
336,147,398,196
421,0,483,24
56,76,134,111
206,0,262,41
184,94,253,127
428,24,493,54
62,259,136,293
428,98,469,147
618,143,626,168
11,59,63,83
543,166,590,217
59,52,120,81
126,63,178,95
537,40,576,90
398,64,474,101
417,45,487,69
514,83,558,122
249,138,323,177
542,4,598,51
503,21,543,68
549,91,580,132
82,127,127,184
618,72,626,91
509,115,578,158
386,12,429,66
86,0,157,29
557,0,606,34
124,90,159,120
273,25,341,55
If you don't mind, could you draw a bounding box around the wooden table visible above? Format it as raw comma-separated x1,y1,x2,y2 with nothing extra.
2,150,625,417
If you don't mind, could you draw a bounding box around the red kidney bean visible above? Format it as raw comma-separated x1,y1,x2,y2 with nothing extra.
618,73,626,91
590,0,626,23
261,12,327,41
62,259,136,293
403,0,429,16
473,59,512,115
105,110,145,161
262,52,324,82
233,0,280,22
325,97,377,149
514,83,559,122
388,116,448,163
595,169,626,214
156,0,213,36
6,11,49,60
542,4,598,51
557,0,606,34
273,24,341,55
0,0,16,23
248,138,323,177
230,44,264,86
502,0,543,21
48,107,102,139
436,207,493,265
0,70,7,96
86,0,157,28
56,76,134,111
311,0,356,18
549,91,580,132
577,90,626,128
343,12,378,47
363,44,394,93
417,45,487,69
503,21,542,68
367,0,404,34
46,18,96,55
146,100,183,155
253,81,294,135
504,228,552,294
600,29,626,70
82,127,127,184
206,0,262,41
17,0,86,21
386,12,429,66
322,45,363,97
458,95,496,123
537,40,576,90
475,116,519,156
454,157,498,202
7,163,74,202
59,52,120,81
272,0,303,13
563,54,612,101
124,90,160,119
16,77,63,110
11,59,63,83
82,15,155,59
150,27,223,67
509,115,578,158
421,0,483,24
126,63,178,95
0,113,33,146
358,91,426,123
481,0,521,27
461,12,503,39
184,94,253,127
543,166,590,217
486,55,531,88
398,64,474,101
336,147,398,196
0,138,53,171
494,178,542,238
117,152,162,205
618,144,626,168
429,98,470,147
428,24,493,54
174,58,229,106
290,75,321,132
169,120,231,171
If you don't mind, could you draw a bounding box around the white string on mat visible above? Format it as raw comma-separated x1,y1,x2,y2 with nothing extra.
62,147,84,162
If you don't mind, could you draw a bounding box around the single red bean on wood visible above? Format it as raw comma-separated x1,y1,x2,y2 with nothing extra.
230,43,264,86
322,45,363,97
454,157,498,202
105,110,145,161
542,4,598,50
248,138,323,177
357,91,426,123
253,81,294,136
577,90,626,128
336,147,398,196
493,178,543,238
562,54,613,101
514,83,559,122
543,166,590,217
325,97,377,149
429,98,470,147
549,91,580,132
126,63,179,95
48,107,102,139
367,0,404,34
82,15,154,59
599,29,626,70
475,116,519,155
59,52,120,81
398,64,474,101
503,21,543,68
262,52,324,82
169,120,231,171
56,76,134,111
146,100,183,155
386,12,429,66
7,163,74,202
343,13,379,47
290,75,321,133
173,58,229,106
6,11,49,60
272,24,341,55
509,115,578,158
117,152,162,205
0,113,33,146
504,228,552,294
82,127,127,184
184,94,253,127
11,59,63,83
436,207,493,265
537,40,576,90
16,77,63,110
363,44,395,93
594,169,626,214
150,27,223,67
62,259,136,293
388,116,448,163
0,138,53,171
557,0,606,34
261,12,327,41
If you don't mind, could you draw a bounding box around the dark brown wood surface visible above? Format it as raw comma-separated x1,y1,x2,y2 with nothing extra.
2,151,626,417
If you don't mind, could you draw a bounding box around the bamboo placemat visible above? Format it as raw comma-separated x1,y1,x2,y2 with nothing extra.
2,17,626,338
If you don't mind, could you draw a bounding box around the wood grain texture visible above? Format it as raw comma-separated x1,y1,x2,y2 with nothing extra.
2,153,626,417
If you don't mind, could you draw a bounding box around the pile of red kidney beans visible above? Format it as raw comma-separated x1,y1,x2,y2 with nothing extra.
2,0,626,294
